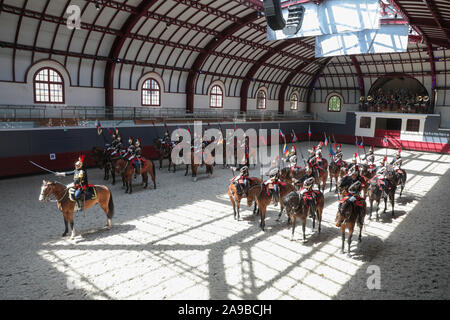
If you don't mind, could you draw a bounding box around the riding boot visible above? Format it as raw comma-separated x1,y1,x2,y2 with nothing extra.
234,182,243,196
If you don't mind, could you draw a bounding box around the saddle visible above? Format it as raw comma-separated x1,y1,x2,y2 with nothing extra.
339,194,364,207
69,185,97,202
290,166,302,172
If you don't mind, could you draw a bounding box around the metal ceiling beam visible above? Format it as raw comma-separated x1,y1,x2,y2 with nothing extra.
427,43,437,113
186,12,259,113
278,61,310,114
240,40,303,113
350,56,365,98
306,58,332,113
104,0,159,114
422,0,450,44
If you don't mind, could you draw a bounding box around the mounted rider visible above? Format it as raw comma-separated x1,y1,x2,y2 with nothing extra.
132,138,144,176
123,136,136,163
298,176,316,218
339,166,363,194
390,149,403,172
373,166,390,196
337,180,365,227
362,146,375,166
264,167,281,206
287,146,299,170
111,134,124,158
55,155,89,211
231,165,250,196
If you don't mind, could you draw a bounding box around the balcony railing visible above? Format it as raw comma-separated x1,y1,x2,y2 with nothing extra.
0,105,313,128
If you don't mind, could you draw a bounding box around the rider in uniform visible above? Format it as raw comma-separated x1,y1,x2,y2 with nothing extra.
264,167,281,206
287,146,298,169
55,155,88,211
133,138,143,177
232,166,250,196
337,180,365,227
123,136,136,165
390,150,403,171
298,177,316,217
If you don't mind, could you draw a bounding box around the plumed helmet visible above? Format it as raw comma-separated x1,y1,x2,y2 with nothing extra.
290,145,296,154
352,153,357,162
240,166,248,174
117,134,122,141
75,155,85,168
269,167,279,177
128,136,133,144
378,167,386,175
348,166,357,176
135,138,141,147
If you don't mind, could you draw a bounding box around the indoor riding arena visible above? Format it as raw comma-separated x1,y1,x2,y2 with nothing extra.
1,0,450,301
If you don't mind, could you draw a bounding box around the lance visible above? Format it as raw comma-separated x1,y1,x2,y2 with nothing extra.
298,140,307,167
29,161,57,175
355,136,362,163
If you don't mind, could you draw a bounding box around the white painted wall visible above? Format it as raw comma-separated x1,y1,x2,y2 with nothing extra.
310,102,359,123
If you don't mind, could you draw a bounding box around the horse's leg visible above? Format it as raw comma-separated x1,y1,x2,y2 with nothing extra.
236,197,241,221
312,207,316,230
185,165,189,176
376,199,380,221
301,216,307,242
62,215,69,237
347,223,355,257
329,173,333,192
111,165,116,185
391,192,395,218
260,206,266,231
369,199,373,220
68,212,76,239
142,172,148,189
229,193,237,219
318,207,322,233
253,202,257,215
341,227,346,254
277,202,284,221
290,215,296,241
159,156,162,169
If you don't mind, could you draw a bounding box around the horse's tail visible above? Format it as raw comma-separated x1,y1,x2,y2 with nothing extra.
108,192,114,219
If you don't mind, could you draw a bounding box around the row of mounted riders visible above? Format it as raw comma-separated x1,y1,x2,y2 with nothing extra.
91,130,260,189
227,143,407,255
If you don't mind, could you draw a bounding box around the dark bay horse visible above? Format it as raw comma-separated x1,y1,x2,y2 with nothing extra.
153,138,176,172
280,167,306,185
39,180,114,239
283,190,325,241
92,147,117,184
247,182,295,231
227,177,262,221
115,158,156,193
367,175,392,221
335,197,367,256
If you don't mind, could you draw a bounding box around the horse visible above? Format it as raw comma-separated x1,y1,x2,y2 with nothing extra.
283,190,324,241
184,150,214,181
311,163,328,193
115,158,156,193
360,163,377,181
391,166,407,197
367,174,395,221
227,177,262,221
328,160,347,193
39,180,114,239
153,138,176,172
91,147,118,184
280,166,306,185
335,196,367,256
247,182,295,231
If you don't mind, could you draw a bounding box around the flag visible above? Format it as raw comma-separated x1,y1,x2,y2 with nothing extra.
324,136,328,146
234,123,237,131
359,140,364,149
329,145,336,157
279,129,285,140
291,130,298,142
283,143,289,157
355,136,359,146
164,123,168,130
96,120,102,135
308,125,311,137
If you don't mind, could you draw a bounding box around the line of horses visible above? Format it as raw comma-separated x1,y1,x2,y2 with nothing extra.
227,157,407,256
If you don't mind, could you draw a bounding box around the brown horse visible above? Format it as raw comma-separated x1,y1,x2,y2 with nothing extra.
280,167,306,184
312,164,328,192
39,180,114,239
335,197,367,256
283,190,325,241
328,160,347,193
367,176,393,221
227,177,262,221
184,150,214,181
247,182,295,231
115,158,156,193
153,138,176,172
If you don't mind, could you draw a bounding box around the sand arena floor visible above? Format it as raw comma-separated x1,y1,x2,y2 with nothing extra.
1,142,449,300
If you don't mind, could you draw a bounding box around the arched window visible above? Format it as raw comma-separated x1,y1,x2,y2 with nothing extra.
328,95,342,112
256,90,266,109
34,68,64,104
290,93,298,110
210,85,223,108
142,78,161,106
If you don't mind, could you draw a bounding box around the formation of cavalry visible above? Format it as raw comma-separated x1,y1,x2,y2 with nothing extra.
39,127,407,256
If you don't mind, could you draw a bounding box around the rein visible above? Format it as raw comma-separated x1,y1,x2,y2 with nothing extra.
49,182,69,203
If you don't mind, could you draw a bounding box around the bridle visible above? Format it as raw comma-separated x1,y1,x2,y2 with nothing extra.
42,182,69,203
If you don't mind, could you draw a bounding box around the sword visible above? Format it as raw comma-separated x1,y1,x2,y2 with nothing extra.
29,161,57,175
